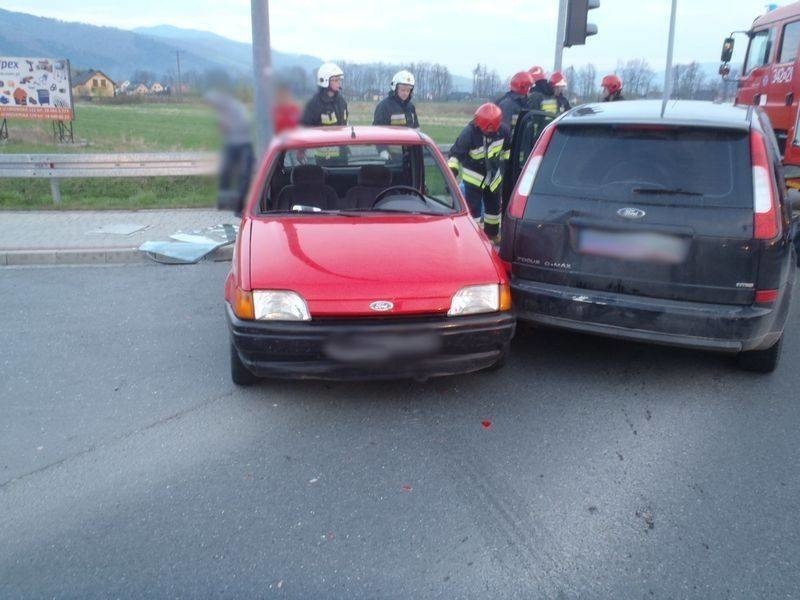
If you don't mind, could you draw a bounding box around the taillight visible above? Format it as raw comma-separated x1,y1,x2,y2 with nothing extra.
750,130,781,240
755,289,778,304
507,124,557,218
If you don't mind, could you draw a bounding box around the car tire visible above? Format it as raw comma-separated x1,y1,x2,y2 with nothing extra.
736,336,782,373
230,343,259,385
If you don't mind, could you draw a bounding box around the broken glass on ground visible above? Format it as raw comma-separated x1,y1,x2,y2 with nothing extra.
139,223,238,264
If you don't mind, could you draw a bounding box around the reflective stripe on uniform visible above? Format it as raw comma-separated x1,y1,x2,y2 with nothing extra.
320,113,339,125
541,98,558,115
487,139,504,159
314,146,341,159
447,156,460,170
488,170,503,192
461,167,486,187
500,149,511,160
468,146,486,160
483,213,501,225
390,113,406,125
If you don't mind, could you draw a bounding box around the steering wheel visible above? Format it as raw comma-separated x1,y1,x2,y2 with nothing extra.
371,185,427,208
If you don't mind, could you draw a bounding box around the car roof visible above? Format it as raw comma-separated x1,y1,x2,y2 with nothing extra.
275,125,430,147
557,100,753,131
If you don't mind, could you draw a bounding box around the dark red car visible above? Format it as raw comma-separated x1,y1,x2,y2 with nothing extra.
224,126,514,384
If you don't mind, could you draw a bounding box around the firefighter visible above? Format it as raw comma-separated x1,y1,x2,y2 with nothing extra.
496,71,534,127
601,74,625,102
527,65,558,115
447,103,511,242
301,62,348,126
549,72,572,113
373,70,419,161
373,70,419,128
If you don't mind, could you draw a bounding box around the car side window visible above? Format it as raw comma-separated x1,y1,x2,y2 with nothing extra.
779,21,800,63
745,29,773,74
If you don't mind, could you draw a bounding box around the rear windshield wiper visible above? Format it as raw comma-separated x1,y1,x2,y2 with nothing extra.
633,187,702,196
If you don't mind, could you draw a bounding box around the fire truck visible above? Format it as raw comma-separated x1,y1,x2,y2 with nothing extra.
721,2,800,179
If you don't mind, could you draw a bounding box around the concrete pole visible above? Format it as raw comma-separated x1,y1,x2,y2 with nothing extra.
661,0,678,117
251,0,274,156
554,0,568,73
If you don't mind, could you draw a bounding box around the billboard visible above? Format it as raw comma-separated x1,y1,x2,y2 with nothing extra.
0,57,73,121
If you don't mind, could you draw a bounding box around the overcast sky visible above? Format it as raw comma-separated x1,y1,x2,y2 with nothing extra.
4,0,774,77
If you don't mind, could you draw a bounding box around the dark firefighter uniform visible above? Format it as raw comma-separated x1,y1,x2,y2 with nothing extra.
496,91,529,128
555,94,572,113
301,89,349,163
447,122,512,238
528,80,558,116
372,93,419,127
603,91,625,102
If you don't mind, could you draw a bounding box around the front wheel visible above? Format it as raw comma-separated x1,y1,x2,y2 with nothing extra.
736,336,782,373
230,343,259,385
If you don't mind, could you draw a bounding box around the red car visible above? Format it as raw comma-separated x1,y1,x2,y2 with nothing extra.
224,126,515,384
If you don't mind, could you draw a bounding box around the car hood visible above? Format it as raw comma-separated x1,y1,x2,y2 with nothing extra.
247,214,502,316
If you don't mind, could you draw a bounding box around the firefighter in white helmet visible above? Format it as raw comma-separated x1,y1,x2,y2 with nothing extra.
301,62,348,127
373,70,419,128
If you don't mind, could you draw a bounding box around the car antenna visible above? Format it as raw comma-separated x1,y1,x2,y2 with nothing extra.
351,125,356,139
661,0,678,118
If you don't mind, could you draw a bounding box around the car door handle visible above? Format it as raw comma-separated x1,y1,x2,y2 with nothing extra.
787,92,794,106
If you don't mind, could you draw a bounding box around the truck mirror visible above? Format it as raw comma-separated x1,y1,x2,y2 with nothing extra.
721,37,735,63
719,65,731,77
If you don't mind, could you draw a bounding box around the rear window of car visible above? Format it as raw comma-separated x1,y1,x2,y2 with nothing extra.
532,125,753,208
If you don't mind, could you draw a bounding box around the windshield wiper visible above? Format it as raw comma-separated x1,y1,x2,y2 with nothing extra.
340,207,442,215
633,187,702,196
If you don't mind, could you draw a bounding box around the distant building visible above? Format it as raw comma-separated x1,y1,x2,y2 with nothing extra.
72,69,116,98
150,82,164,94
133,83,149,95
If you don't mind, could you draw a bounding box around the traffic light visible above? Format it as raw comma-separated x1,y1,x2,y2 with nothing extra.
564,0,600,47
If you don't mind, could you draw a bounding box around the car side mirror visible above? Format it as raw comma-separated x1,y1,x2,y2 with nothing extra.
721,37,735,63
218,190,244,215
788,188,800,212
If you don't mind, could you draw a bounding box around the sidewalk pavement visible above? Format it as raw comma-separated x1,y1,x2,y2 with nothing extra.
0,208,239,266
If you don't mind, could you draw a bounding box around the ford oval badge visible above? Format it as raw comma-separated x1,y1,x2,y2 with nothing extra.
617,207,646,219
369,301,394,312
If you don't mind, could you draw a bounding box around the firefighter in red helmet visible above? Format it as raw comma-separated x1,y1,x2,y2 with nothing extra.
527,65,558,115
601,74,624,102
549,72,572,114
448,103,511,242
496,71,534,127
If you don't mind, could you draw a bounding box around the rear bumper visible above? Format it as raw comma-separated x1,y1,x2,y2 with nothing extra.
512,278,786,353
227,305,515,380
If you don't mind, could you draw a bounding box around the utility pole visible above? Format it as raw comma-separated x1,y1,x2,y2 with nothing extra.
554,0,568,73
661,0,678,117
251,0,274,156
175,50,183,103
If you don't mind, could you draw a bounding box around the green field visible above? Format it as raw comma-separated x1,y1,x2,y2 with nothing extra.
0,100,472,210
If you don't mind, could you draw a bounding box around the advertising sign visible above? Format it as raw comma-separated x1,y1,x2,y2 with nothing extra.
0,57,73,121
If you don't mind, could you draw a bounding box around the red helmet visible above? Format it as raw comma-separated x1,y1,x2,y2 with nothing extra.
474,103,503,134
528,65,547,83
601,74,623,94
509,71,534,95
549,71,567,88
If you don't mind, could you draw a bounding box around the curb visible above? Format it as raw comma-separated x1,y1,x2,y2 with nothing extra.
0,245,233,267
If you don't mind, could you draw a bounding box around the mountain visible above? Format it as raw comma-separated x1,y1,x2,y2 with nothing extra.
0,8,322,82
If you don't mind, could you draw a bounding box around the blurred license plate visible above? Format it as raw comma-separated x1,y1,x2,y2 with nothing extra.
324,332,441,363
578,229,689,264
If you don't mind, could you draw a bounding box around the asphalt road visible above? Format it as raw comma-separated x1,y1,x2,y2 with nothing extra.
2,263,799,599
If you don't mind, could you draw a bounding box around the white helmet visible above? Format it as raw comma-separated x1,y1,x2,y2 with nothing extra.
317,62,344,88
391,70,415,91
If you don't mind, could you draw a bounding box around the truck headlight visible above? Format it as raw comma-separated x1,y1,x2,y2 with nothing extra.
253,290,311,321
448,284,509,316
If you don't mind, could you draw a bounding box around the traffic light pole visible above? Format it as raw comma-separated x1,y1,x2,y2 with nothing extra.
554,0,568,73
251,0,274,156
661,0,678,117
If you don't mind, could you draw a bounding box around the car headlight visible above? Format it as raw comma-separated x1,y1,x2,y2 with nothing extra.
253,290,311,321
448,284,510,316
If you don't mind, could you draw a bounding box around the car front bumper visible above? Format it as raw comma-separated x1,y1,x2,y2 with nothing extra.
227,305,516,380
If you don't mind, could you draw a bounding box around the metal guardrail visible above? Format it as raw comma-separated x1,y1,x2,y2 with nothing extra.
0,145,453,205
0,152,219,204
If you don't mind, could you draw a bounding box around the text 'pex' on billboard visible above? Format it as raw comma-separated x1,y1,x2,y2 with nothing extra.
0,57,73,121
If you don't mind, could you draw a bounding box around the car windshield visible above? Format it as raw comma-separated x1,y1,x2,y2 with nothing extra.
532,125,753,208
258,143,459,215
